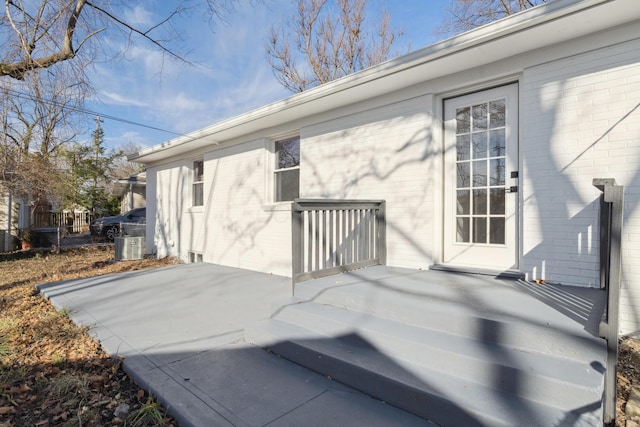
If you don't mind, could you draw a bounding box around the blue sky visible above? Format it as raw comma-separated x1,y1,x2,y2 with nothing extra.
88,0,451,151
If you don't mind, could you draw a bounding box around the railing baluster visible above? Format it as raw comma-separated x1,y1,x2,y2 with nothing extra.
292,199,386,284
329,210,334,268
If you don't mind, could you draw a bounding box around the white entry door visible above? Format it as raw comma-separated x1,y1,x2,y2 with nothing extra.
443,84,519,270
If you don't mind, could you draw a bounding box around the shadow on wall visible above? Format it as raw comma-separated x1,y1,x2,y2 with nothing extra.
155,165,187,259
303,111,438,267
522,50,640,332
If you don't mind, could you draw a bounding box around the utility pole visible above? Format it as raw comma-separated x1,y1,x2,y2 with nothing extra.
92,115,104,214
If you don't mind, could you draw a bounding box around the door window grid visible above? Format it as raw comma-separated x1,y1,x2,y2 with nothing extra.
455,99,506,245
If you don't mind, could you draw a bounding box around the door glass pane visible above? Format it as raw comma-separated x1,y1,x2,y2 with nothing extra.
456,107,470,133
472,132,487,159
456,134,470,161
456,217,470,242
472,160,486,187
472,104,488,130
473,189,487,215
490,188,505,215
490,158,505,186
489,100,505,128
490,218,505,244
490,129,505,157
473,217,487,243
457,162,470,187
452,96,510,249
457,190,470,215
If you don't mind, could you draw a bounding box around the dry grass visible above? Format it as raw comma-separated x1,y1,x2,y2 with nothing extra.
0,246,179,426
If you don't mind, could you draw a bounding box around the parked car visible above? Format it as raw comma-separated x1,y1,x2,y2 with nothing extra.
89,208,146,241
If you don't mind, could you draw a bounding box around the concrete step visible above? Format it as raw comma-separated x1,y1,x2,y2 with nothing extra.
245,316,602,427
293,271,605,363
246,267,606,426
272,301,604,401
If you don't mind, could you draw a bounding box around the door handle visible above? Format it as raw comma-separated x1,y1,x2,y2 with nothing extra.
505,186,518,193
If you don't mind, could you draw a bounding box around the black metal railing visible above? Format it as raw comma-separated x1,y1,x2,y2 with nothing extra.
593,178,624,427
291,199,386,285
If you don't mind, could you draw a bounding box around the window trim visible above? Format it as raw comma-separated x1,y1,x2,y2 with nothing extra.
270,135,300,204
192,159,204,207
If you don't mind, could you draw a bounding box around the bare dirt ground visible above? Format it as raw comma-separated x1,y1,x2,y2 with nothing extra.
617,337,640,426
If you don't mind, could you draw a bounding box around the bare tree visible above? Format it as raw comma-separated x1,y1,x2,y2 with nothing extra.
0,0,237,80
110,142,145,179
436,0,546,37
266,0,404,93
0,61,88,210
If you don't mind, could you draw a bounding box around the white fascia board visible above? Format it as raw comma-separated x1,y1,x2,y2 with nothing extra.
131,0,636,164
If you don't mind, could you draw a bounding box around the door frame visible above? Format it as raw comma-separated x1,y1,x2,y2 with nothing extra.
438,82,521,271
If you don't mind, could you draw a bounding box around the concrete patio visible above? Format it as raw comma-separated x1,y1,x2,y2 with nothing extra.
36,263,434,427
37,262,608,426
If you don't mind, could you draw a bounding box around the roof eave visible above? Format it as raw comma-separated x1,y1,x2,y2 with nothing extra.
131,0,630,164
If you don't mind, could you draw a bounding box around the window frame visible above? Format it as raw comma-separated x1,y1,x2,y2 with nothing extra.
192,159,204,207
272,135,300,203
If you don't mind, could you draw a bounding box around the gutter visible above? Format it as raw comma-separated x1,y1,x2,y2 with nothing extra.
130,0,615,163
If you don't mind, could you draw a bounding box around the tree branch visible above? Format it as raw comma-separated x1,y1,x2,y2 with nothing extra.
85,1,191,64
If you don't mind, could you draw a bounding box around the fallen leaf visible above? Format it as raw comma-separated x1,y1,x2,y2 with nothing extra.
0,407,13,414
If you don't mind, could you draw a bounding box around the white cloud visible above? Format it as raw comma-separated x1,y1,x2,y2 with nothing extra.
89,0,449,151
101,91,149,108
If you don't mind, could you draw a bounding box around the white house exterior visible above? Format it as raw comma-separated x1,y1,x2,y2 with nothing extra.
113,172,146,213
132,0,640,335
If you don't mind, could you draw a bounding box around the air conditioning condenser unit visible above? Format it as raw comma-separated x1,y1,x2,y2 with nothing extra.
115,236,144,261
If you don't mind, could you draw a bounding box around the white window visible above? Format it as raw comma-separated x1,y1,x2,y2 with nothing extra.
274,136,300,202
188,251,203,263
192,160,204,207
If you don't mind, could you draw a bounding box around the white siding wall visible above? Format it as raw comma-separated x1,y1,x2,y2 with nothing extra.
201,140,292,276
302,95,436,268
521,39,640,334
149,160,194,259
150,141,292,276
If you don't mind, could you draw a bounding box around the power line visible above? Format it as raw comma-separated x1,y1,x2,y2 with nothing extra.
2,87,189,139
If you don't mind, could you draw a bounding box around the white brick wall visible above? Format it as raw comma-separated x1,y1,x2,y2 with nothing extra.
302,95,436,269
152,141,293,276
521,39,640,334
150,160,192,259
201,140,292,276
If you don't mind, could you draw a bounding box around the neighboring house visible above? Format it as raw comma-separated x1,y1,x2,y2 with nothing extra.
0,188,30,251
113,172,146,213
132,0,640,335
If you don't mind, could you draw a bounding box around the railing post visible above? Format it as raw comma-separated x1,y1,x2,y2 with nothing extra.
377,201,387,266
291,200,304,293
593,178,624,427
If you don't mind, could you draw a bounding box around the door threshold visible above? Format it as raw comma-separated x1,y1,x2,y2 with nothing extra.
430,264,525,280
